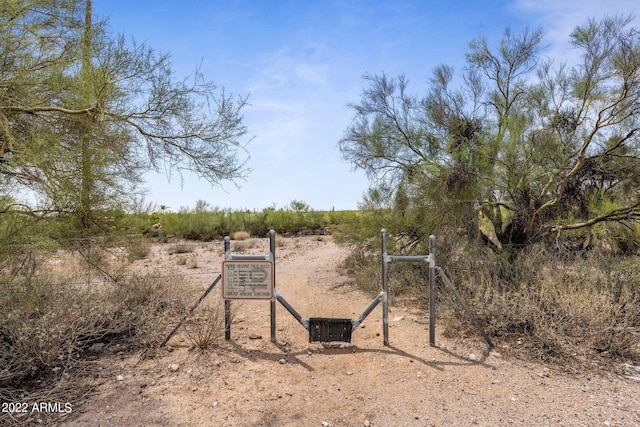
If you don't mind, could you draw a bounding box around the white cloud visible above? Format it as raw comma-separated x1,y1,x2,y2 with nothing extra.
242,41,353,166
513,0,638,52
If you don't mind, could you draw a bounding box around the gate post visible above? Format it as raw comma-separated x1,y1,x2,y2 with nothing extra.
269,230,276,342
429,235,436,346
224,236,231,340
381,229,390,345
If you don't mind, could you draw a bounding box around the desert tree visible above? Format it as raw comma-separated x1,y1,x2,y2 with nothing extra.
0,0,250,231
339,16,640,256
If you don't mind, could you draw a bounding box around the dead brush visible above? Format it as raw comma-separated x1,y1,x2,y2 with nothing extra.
339,246,380,296
176,253,198,268
231,230,250,241
437,243,640,369
231,239,257,252
183,302,227,350
0,264,193,420
167,242,194,255
127,236,151,261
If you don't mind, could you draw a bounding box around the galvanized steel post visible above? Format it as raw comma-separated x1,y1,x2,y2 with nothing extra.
429,234,436,346
224,236,231,340
269,229,277,342
381,229,389,345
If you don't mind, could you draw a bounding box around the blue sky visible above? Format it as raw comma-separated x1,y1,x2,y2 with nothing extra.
93,0,638,212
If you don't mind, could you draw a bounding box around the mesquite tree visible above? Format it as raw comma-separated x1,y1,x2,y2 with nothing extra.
340,16,640,256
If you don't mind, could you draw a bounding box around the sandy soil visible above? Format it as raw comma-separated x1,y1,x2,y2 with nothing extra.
61,236,639,426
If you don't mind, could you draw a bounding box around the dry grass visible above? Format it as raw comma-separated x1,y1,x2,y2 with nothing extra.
443,247,640,368
176,253,198,268
183,302,227,350
167,242,194,255
231,239,258,252
231,230,250,241
0,250,194,426
126,236,151,261
342,240,640,371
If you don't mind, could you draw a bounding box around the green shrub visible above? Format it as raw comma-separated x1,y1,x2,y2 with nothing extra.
115,202,358,241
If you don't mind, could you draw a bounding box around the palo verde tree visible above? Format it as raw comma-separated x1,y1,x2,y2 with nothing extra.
339,16,640,257
0,0,250,231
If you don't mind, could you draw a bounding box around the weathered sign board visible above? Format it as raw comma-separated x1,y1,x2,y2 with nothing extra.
222,260,274,300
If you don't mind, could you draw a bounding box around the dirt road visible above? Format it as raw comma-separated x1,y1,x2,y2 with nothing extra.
67,236,640,426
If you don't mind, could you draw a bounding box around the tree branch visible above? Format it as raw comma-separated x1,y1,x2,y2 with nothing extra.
3,105,97,115
550,204,640,232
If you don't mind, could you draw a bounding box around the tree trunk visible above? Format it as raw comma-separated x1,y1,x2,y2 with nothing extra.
80,0,93,229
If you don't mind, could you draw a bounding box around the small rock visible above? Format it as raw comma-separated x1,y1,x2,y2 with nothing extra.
364,421,371,427
248,332,262,340
168,363,180,372
392,316,404,322
322,422,331,427
166,346,174,352
468,353,478,361
279,358,287,365
346,371,354,376
116,375,124,382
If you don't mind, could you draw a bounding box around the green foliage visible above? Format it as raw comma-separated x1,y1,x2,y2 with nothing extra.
1,0,249,233
339,16,640,260
139,200,359,241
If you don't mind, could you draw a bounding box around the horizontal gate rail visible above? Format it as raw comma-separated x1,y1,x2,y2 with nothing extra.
381,229,436,345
